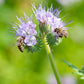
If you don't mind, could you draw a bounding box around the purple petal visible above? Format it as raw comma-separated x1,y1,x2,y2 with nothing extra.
52,8,57,13
24,35,37,46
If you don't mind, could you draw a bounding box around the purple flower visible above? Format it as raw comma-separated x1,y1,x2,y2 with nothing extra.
33,4,53,24
33,4,68,38
16,28,26,37
24,35,37,46
13,13,37,46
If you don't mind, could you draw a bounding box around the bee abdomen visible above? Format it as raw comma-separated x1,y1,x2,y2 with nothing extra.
18,45,24,52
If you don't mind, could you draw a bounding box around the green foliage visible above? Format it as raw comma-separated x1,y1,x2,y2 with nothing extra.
81,65,84,74
62,60,79,71
46,33,57,46
46,33,62,46
0,0,84,84
62,60,84,79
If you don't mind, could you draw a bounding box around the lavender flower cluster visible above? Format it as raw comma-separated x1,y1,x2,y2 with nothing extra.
15,14,37,46
13,4,68,49
33,4,68,38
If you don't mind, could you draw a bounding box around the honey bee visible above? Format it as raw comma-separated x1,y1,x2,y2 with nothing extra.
16,36,25,52
54,28,68,38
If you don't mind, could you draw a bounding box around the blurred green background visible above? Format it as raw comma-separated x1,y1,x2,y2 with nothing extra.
0,0,84,84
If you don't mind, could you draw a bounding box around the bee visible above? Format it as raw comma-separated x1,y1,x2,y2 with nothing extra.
16,36,25,52
54,28,68,38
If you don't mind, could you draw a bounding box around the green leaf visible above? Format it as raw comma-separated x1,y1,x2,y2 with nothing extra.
61,60,84,80
81,65,84,74
61,60,80,71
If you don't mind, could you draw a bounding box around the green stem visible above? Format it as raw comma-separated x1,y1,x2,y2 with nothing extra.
43,35,61,84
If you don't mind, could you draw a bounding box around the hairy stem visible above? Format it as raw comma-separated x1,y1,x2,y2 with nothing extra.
43,35,61,84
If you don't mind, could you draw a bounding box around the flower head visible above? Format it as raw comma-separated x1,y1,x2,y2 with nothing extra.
13,14,37,46
12,4,70,52
33,4,53,24
33,4,68,38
